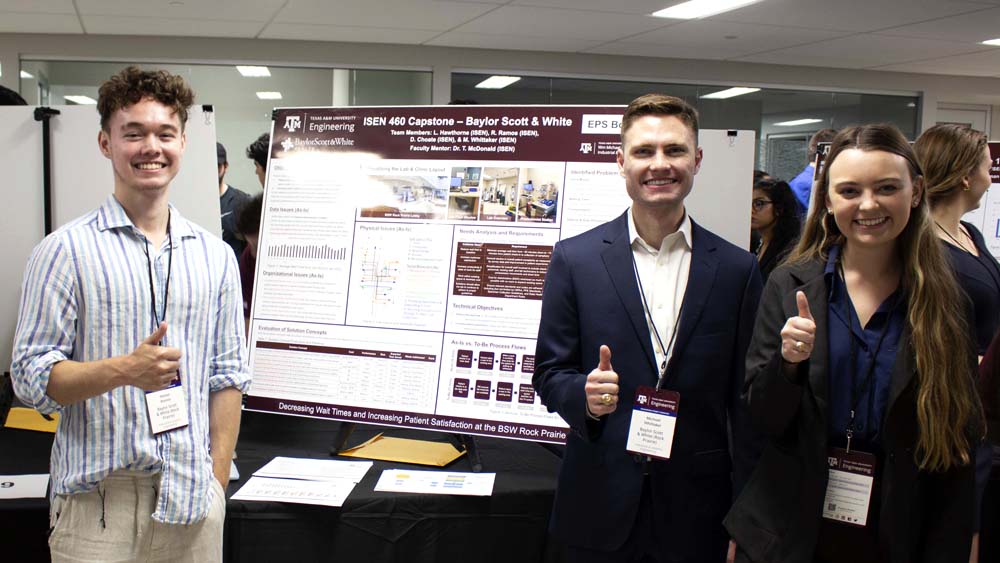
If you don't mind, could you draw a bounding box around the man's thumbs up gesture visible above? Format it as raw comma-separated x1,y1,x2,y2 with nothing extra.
585,345,619,416
128,322,183,391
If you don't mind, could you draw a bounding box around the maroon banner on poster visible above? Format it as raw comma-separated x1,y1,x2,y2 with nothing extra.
269,106,624,163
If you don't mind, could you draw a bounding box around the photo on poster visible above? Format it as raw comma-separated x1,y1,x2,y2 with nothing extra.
448,194,481,220
478,167,518,222
359,174,449,220
515,166,562,224
450,166,482,193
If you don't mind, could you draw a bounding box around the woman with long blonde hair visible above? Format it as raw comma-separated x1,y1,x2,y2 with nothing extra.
915,124,998,562
725,123,982,562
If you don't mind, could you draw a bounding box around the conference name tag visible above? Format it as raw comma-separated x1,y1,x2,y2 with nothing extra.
625,386,679,460
822,447,876,527
145,378,189,434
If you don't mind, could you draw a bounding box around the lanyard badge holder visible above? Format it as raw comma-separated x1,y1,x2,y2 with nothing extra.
142,213,189,435
822,276,897,527
625,252,683,460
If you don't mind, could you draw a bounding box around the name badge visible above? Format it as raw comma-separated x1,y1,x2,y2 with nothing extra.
145,377,189,434
822,447,876,527
625,385,680,460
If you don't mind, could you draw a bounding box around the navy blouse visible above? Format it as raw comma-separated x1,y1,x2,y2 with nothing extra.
947,221,1000,355
824,245,906,453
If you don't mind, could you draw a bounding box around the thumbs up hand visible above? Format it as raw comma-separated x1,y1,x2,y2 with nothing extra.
780,291,816,363
128,322,183,391
585,345,619,416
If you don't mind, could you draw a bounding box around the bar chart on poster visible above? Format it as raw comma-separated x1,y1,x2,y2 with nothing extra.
244,105,755,443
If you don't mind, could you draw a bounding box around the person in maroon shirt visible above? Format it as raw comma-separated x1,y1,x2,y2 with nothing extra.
236,193,262,333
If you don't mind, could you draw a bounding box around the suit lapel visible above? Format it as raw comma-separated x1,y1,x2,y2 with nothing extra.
800,268,830,424
786,261,830,422
664,221,718,384
601,213,658,376
886,329,916,416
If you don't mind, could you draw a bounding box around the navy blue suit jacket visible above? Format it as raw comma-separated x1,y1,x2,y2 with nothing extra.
534,211,762,560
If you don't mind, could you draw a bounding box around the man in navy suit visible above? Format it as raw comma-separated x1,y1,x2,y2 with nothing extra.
534,94,761,563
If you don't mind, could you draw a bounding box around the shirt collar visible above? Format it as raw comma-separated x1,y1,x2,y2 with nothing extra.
627,206,692,254
96,194,196,244
824,244,841,277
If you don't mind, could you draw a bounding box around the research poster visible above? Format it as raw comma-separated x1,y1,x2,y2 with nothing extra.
244,105,753,444
961,143,1000,258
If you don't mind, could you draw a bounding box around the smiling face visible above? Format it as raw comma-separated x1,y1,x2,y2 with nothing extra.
99,97,186,200
617,114,702,215
826,148,920,253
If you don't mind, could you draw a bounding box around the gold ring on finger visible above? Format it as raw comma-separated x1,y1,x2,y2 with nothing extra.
795,341,805,352
600,393,613,406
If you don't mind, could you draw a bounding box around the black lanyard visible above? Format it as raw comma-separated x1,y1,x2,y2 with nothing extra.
841,268,900,453
631,244,685,391
141,212,173,338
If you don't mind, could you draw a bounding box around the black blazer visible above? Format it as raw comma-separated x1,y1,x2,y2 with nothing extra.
724,259,976,562
534,212,762,560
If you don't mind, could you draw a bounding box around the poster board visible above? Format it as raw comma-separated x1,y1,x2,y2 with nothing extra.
960,142,1000,255
0,105,220,372
243,105,754,443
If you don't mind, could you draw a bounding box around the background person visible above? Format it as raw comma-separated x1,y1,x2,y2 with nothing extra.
915,123,1000,562
217,141,250,258
725,123,982,562
751,177,800,283
236,193,262,332
246,132,270,188
789,128,837,216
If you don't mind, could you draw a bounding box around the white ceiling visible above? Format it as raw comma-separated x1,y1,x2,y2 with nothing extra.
4,0,1000,77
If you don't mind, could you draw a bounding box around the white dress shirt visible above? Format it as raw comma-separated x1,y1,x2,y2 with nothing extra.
627,207,692,382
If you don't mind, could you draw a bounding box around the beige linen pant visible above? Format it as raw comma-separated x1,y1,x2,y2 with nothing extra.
48,471,225,563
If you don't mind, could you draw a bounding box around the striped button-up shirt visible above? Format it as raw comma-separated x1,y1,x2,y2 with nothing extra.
11,195,250,525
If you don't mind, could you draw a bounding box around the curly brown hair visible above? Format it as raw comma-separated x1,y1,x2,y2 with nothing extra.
97,66,195,131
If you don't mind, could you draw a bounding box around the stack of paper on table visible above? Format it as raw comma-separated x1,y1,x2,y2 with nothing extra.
0,474,49,499
231,457,372,507
374,469,496,496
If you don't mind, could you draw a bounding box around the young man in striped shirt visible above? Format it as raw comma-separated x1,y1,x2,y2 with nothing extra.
11,66,249,562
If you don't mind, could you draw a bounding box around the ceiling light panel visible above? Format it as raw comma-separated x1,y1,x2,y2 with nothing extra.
237,66,271,77
774,118,823,126
475,76,522,89
653,0,764,20
64,95,97,105
700,87,760,99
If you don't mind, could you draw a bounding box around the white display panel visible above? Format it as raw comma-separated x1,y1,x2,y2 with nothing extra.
0,105,220,371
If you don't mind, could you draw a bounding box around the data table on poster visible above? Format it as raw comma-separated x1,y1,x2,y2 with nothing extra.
244,106,754,443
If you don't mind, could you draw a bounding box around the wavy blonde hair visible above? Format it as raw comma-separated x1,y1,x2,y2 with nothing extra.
789,124,981,471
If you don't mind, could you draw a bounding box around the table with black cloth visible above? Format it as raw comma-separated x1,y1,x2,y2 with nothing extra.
0,409,562,562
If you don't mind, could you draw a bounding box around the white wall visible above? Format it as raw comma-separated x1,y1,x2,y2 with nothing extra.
5,33,1000,136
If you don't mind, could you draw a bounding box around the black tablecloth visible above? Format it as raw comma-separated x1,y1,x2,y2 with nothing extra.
0,409,562,562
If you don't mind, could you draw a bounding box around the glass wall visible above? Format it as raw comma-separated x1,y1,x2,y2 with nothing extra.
19,61,432,192
452,73,919,182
